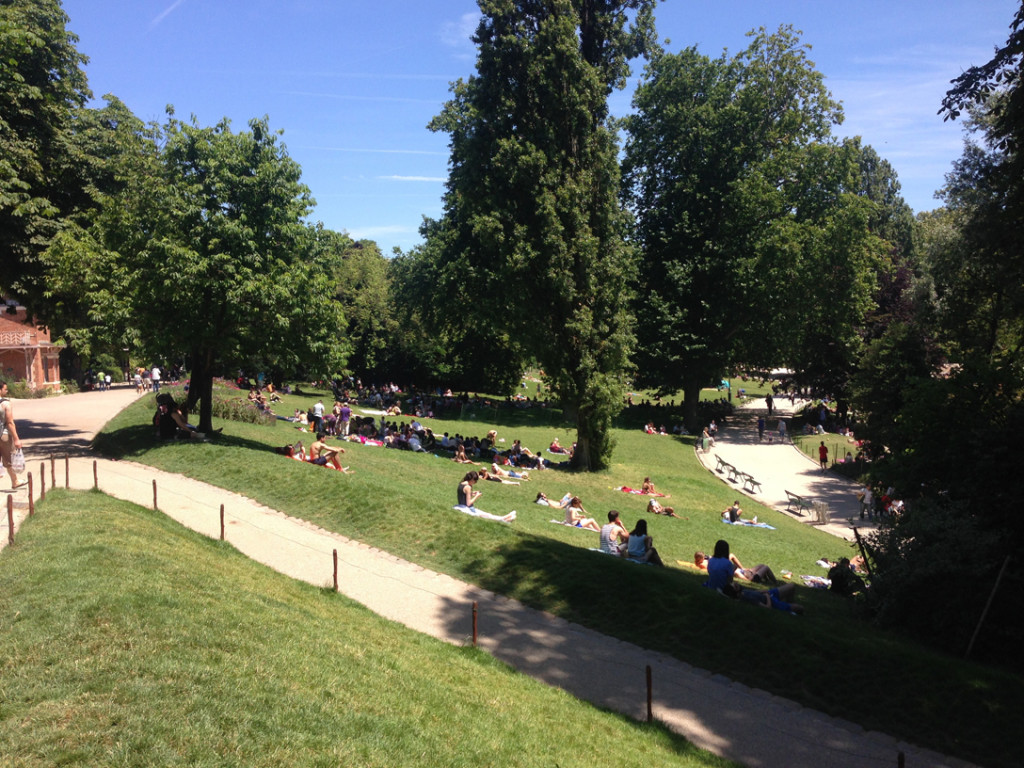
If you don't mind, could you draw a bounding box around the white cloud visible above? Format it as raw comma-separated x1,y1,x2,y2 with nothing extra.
441,12,480,48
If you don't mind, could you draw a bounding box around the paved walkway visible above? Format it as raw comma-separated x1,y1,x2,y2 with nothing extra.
2,388,971,768
696,397,878,542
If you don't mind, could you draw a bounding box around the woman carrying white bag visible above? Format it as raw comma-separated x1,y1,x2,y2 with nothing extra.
0,380,26,489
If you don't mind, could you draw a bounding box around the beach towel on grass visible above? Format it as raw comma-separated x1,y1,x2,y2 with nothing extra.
721,519,776,530
614,486,670,497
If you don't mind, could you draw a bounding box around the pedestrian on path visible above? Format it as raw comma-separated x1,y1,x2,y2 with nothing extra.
757,416,765,441
1,380,26,489
818,441,828,472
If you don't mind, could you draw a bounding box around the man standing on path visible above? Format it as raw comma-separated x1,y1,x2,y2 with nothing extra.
151,365,162,393
818,441,828,472
1,380,25,489
757,415,765,442
765,392,774,416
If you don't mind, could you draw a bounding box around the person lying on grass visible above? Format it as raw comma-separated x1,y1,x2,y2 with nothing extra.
491,462,529,481
478,468,519,485
647,497,678,518
454,471,516,523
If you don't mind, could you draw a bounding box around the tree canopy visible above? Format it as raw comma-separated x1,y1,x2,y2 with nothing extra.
621,27,889,425
0,0,89,300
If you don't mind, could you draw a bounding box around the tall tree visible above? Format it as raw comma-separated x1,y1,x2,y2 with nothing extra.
425,0,655,470
138,115,347,431
0,0,89,301
621,28,881,425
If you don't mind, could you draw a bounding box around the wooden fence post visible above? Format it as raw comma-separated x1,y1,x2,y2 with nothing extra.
39,462,45,500
93,460,98,489
220,504,225,541
65,454,69,488
152,479,157,510
646,665,653,723
28,472,34,516
472,601,479,647
6,496,13,545
49,455,55,487
333,549,339,592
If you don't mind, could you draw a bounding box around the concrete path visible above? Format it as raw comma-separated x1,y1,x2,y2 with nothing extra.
696,397,878,542
2,388,972,768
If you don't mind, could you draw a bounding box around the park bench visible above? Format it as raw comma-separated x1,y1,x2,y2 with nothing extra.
726,463,742,484
741,472,762,494
784,490,809,516
715,454,729,473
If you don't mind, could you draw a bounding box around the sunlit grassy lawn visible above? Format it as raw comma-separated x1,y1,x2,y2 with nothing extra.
85,383,1020,767
0,492,734,768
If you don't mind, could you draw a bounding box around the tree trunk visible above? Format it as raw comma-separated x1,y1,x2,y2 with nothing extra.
683,378,703,434
186,348,216,433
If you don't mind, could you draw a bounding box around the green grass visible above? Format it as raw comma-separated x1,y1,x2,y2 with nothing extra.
1,492,734,767
80,383,1022,767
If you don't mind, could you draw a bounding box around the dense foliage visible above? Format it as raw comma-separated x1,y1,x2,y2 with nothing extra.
621,28,891,427
417,0,656,469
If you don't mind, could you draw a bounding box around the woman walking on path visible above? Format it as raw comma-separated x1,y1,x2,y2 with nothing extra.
1,380,25,489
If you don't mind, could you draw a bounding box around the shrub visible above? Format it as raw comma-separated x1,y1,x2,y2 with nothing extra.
5,379,51,399
210,394,276,426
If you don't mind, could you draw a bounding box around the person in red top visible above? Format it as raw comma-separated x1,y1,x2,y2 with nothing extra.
818,441,829,471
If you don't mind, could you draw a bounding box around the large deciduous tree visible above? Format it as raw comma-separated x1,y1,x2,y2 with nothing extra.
0,0,89,301
139,115,347,431
622,28,888,425
424,0,655,470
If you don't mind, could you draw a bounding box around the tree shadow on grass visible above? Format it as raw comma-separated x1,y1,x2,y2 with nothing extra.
92,424,280,461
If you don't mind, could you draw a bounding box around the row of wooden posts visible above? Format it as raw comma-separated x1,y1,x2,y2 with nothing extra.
8,455,926,758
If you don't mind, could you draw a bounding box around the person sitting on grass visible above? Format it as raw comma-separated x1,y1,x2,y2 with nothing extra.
647,497,679,518
626,519,664,566
599,510,630,556
640,476,659,494
154,394,206,440
454,471,516,523
704,539,802,612
828,557,866,596
310,431,350,472
564,496,601,531
721,500,756,525
452,442,478,465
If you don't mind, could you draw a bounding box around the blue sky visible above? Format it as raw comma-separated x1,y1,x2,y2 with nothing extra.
62,1,1018,255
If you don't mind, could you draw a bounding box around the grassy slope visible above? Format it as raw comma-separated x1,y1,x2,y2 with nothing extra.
83,384,1019,767
1,492,734,768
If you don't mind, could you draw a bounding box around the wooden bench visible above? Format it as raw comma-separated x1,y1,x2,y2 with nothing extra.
784,490,808,516
741,472,762,494
715,454,729,473
726,463,742,484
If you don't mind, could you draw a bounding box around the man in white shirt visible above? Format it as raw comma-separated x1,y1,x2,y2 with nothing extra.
151,365,162,393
